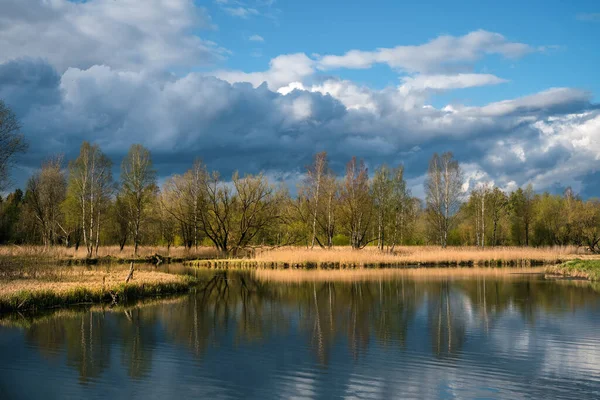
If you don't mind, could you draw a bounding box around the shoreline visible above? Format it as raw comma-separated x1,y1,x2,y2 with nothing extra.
545,260,600,281
0,266,198,313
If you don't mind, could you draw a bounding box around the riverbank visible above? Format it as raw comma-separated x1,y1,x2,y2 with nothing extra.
0,245,219,265
546,260,600,281
0,264,197,313
187,246,588,269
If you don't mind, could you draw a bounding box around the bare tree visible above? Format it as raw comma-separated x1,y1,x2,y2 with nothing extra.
161,160,204,249
305,152,328,248
196,166,283,255
372,164,393,251
425,152,463,248
67,142,114,257
120,144,157,256
0,100,27,191
340,157,373,249
26,157,66,246
389,166,411,251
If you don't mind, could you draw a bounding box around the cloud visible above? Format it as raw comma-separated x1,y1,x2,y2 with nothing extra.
0,0,225,72
213,53,315,90
399,73,508,93
2,58,598,198
249,34,265,42
316,30,534,74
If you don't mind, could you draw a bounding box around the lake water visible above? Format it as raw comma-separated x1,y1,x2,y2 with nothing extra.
1,269,600,399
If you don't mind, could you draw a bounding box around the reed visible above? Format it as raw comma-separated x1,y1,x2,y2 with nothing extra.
0,264,197,312
0,245,218,260
187,245,589,269
253,246,584,265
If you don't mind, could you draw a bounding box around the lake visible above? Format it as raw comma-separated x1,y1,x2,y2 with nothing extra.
1,268,600,399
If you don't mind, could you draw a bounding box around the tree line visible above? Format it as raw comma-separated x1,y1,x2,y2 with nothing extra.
1,100,600,254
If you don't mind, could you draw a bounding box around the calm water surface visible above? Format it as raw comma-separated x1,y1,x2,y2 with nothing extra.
1,268,600,399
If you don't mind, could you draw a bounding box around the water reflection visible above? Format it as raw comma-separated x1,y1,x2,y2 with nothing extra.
2,270,600,399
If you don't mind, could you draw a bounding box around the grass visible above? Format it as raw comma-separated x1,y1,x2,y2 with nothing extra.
188,245,590,269
0,263,197,312
546,259,600,281
0,245,218,261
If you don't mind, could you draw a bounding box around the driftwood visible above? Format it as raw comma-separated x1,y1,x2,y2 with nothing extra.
152,253,164,266
125,262,134,283
109,291,119,305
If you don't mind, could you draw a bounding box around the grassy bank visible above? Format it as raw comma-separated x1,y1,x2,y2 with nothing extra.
0,263,197,313
187,246,588,269
0,245,219,265
546,260,600,281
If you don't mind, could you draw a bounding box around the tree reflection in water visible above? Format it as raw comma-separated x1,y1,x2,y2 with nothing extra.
14,270,600,382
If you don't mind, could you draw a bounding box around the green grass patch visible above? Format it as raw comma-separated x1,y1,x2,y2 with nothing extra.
546,259,600,281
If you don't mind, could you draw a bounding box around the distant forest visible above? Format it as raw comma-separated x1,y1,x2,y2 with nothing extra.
2,99,600,255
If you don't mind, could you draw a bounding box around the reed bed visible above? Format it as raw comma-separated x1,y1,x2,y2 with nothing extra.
0,263,196,312
251,246,586,267
253,267,546,283
0,245,218,262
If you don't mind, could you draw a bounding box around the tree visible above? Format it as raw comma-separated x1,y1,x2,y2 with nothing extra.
389,166,411,250
0,100,27,191
25,157,67,246
372,164,393,251
487,187,509,246
340,157,373,249
306,152,328,248
509,184,534,246
67,142,114,257
161,160,204,249
425,152,463,247
120,144,157,256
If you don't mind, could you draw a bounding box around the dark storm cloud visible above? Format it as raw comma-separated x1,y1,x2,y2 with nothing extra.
0,58,598,195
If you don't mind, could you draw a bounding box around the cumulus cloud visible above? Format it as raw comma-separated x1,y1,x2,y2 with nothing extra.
2,57,598,197
1,3,598,197
0,0,224,72
213,53,315,90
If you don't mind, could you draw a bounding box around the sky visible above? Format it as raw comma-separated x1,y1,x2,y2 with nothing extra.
1,0,599,198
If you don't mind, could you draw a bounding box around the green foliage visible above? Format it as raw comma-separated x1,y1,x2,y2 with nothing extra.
547,260,600,281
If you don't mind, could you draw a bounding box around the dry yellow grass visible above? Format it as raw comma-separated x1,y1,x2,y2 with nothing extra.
252,245,590,265
253,267,546,283
0,245,218,260
0,264,187,297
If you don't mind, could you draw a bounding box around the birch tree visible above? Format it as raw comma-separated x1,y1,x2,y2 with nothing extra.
425,152,463,248
67,142,113,257
120,144,157,256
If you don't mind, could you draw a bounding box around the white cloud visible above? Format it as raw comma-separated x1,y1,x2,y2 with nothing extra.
0,0,224,72
399,73,507,93
317,30,533,74
249,34,265,42
213,53,315,90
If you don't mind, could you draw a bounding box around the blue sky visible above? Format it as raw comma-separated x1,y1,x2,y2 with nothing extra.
0,0,599,197
205,0,600,104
